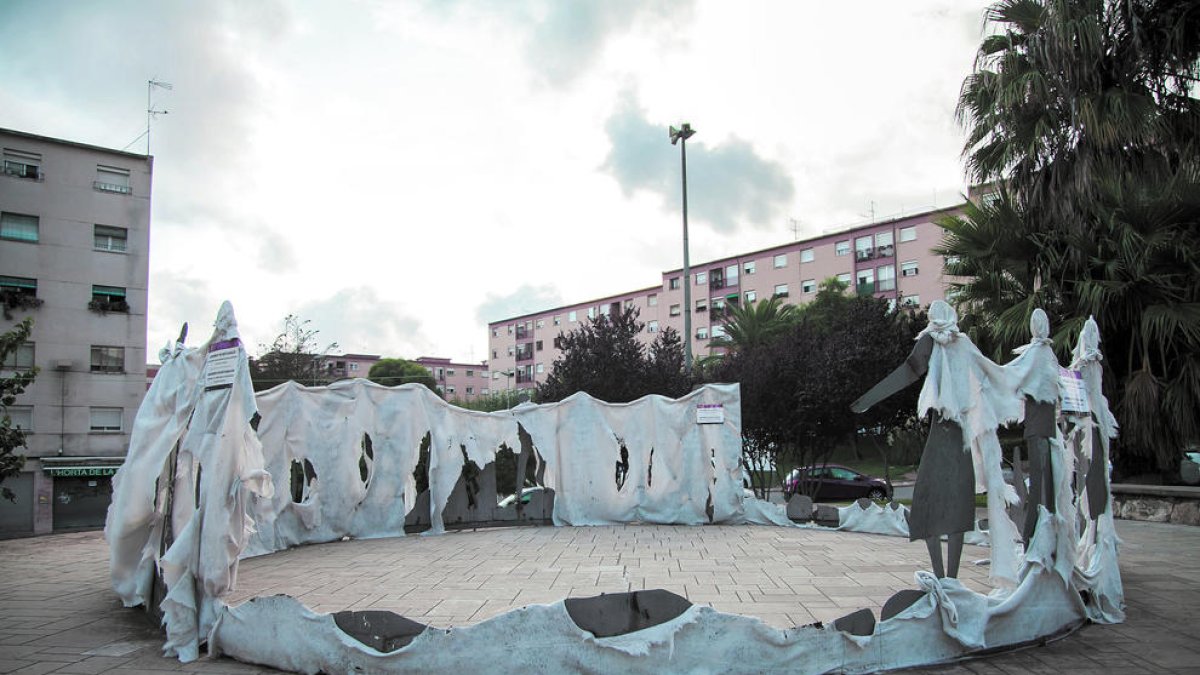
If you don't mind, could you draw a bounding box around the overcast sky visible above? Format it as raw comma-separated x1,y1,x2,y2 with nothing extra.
0,0,991,363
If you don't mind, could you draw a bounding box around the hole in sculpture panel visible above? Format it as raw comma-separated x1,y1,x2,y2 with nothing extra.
289,458,317,504
358,433,374,488
614,439,630,491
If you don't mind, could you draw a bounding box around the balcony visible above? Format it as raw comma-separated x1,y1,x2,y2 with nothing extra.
877,244,894,258
515,347,533,362
516,371,534,384
856,282,876,296
855,248,875,261
709,275,725,290
515,326,529,340
876,279,896,292
709,307,726,321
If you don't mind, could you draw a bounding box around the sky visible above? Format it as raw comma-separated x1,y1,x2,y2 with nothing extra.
0,0,993,363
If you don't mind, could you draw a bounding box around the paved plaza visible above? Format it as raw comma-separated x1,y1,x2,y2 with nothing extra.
0,519,1197,674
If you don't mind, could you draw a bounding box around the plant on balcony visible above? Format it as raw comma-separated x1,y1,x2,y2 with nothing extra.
1,318,38,501
87,298,130,315
0,291,43,320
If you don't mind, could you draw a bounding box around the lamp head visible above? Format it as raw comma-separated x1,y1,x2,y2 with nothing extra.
669,123,695,145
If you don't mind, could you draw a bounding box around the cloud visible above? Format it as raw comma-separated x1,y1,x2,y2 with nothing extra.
295,287,427,359
146,270,222,353
476,284,564,324
601,93,795,233
256,229,298,272
523,0,692,87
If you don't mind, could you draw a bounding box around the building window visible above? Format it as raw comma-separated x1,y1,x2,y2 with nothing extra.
492,350,498,359
446,368,455,376
588,306,598,319
569,310,577,322
1,342,34,369
0,276,39,303
744,261,756,275
669,304,681,316
535,340,543,351
711,297,726,313
647,294,658,307
507,346,514,356
447,386,456,395
902,294,921,307
773,284,788,298
89,343,123,369
648,320,659,333
553,315,561,325
800,248,814,263
744,290,756,303
901,260,919,277
507,325,514,335
696,326,709,340
466,369,475,377
669,277,681,290
857,271,875,295
836,272,852,286
835,240,850,256
90,407,123,432
876,231,894,248
695,271,707,285
899,226,917,242
536,363,545,373
94,165,132,194
94,225,128,252
481,388,490,395
350,363,359,371
877,265,896,291
801,279,816,294
944,255,962,269
695,298,707,313
2,149,42,180
599,304,610,316
7,406,31,431
491,328,499,338
773,254,787,268
493,371,501,380
712,325,727,339
90,285,129,313
855,236,874,260
536,319,545,328
466,386,474,395
0,212,38,242
723,264,738,287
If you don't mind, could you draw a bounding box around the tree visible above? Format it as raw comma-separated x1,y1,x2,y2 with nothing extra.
536,307,692,404
367,358,439,394
249,314,339,391
1,318,37,501
708,296,799,355
952,0,1200,476
708,283,924,497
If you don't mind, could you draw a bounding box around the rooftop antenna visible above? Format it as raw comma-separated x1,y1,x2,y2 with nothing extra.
790,218,801,240
859,200,876,223
147,79,173,155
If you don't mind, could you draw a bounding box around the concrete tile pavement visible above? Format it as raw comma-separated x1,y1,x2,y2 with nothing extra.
0,520,1196,674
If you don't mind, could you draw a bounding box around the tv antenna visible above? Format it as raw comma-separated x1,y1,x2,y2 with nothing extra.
146,79,173,155
789,218,801,240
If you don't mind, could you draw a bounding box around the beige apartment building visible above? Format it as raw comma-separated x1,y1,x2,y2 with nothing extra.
486,205,961,393
0,128,152,536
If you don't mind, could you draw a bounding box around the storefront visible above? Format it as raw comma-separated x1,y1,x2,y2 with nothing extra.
41,459,123,532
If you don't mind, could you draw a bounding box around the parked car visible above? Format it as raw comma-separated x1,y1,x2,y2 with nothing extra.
1182,450,1200,486
783,465,892,501
497,486,546,508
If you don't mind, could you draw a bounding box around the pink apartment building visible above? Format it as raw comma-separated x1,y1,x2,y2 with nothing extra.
486,204,962,392
321,353,381,381
415,357,491,402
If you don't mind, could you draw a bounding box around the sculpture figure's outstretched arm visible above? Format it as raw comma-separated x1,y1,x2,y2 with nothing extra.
851,334,934,413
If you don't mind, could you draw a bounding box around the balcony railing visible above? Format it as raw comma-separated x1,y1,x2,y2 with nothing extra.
515,349,533,362
515,326,529,340
709,277,725,290
876,244,894,258
855,248,875,261
876,279,896,292
856,282,876,296
515,371,534,384
93,181,132,194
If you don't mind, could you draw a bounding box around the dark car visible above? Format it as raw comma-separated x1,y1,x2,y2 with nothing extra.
783,464,892,501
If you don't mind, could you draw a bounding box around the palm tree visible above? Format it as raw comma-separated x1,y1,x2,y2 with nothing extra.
952,0,1200,475
708,295,799,356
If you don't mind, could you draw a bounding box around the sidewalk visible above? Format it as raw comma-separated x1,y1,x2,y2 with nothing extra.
0,519,1197,674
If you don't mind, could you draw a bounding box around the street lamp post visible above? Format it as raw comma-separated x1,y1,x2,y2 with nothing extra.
670,123,696,370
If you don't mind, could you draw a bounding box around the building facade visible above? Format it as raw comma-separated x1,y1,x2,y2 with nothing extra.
414,357,491,402
0,128,152,536
320,353,381,381
486,205,961,392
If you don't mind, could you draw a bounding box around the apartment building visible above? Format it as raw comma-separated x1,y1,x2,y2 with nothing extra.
486,205,961,392
0,128,152,536
320,353,381,381
414,357,491,402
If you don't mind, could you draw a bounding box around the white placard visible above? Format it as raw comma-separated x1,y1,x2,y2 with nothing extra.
205,342,240,390
696,403,724,424
1059,367,1089,414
